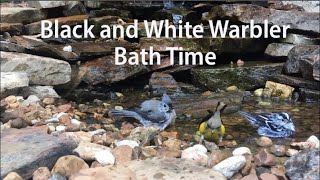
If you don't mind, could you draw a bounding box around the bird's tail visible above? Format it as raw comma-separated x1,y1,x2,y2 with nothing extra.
108,110,147,126
238,111,260,127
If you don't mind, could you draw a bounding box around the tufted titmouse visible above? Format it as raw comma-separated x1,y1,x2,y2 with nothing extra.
108,94,176,130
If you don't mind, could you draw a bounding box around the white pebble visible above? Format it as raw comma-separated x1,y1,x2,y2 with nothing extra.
46,118,59,123
233,147,252,156
47,125,56,133
95,150,115,165
55,125,66,132
63,45,72,52
71,119,81,126
213,155,246,178
56,112,68,119
307,135,319,149
192,144,207,154
115,140,139,148
115,106,123,110
88,129,106,136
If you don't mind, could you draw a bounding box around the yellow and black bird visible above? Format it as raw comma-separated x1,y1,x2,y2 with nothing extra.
198,102,227,143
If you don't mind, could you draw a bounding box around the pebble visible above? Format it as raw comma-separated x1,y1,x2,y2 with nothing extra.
181,144,208,166
240,174,259,180
256,137,273,147
232,147,252,156
306,135,319,149
88,129,106,136
254,149,276,167
5,95,17,104
63,45,72,52
51,155,89,178
254,88,264,97
204,140,219,152
33,167,51,180
115,140,139,148
11,118,28,129
213,155,246,178
3,172,23,180
55,125,66,132
47,125,56,134
141,146,158,159
115,106,123,110
112,145,134,165
73,141,111,161
49,173,66,180
286,149,299,157
94,150,115,166
270,145,287,157
71,119,81,126
226,86,238,92
43,98,55,105
207,150,232,168
162,139,182,151
260,173,278,180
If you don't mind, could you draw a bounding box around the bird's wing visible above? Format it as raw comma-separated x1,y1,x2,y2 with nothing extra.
258,127,294,138
198,112,215,129
133,108,167,124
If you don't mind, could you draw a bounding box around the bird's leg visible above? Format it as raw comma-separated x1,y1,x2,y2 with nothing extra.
199,134,204,144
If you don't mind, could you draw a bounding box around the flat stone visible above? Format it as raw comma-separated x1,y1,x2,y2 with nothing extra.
0,51,71,85
28,1,73,9
140,37,268,54
213,155,246,179
0,7,47,24
264,43,295,57
81,55,148,85
280,33,320,45
0,41,26,53
281,1,320,13
51,155,89,178
70,157,226,180
299,88,320,101
20,86,59,100
25,15,88,35
0,126,77,179
205,4,320,33
0,72,29,96
273,74,320,90
191,62,283,90
0,23,23,35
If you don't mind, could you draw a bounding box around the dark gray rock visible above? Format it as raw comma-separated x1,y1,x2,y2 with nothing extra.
284,45,319,75
149,72,179,96
299,53,320,81
62,2,87,16
280,33,320,45
273,74,320,90
0,126,77,179
285,149,320,180
0,7,47,24
191,63,283,91
299,88,320,101
264,43,295,57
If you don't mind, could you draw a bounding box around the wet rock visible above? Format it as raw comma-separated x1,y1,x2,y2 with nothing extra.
286,149,299,157
51,155,89,178
299,53,320,81
1,126,77,179
233,147,252,156
299,88,320,101
273,74,320,90
254,149,276,167
240,174,259,180
20,86,59,100
226,85,238,92
207,150,232,168
82,55,147,85
112,145,134,165
260,173,278,180
25,15,88,35
213,155,246,179
181,144,208,166
285,149,320,180
284,45,319,75
270,145,287,157
72,157,226,179
280,33,320,45
0,51,71,86
3,172,23,180
254,88,263,97
265,81,295,99
162,139,182,151
191,63,283,91
0,23,23,35
73,141,111,161
205,4,320,33
256,137,273,147
116,140,139,148
32,167,51,180
94,150,115,166
264,43,295,57
0,7,47,24
0,41,25,53
149,72,179,96
1,72,29,98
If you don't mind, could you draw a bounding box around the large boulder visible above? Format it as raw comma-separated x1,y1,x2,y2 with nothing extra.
0,7,47,24
0,23,23,35
273,74,320,90
0,51,71,86
0,126,77,179
280,33,320,45
1,72,29,98
284,45,319,80
81,55,148,85
191,63,283,90
285,149,320,180
70,157,226,180
264,43,295,57
204,4,320,33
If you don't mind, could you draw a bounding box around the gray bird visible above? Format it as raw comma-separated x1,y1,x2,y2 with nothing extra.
108,94,176,130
